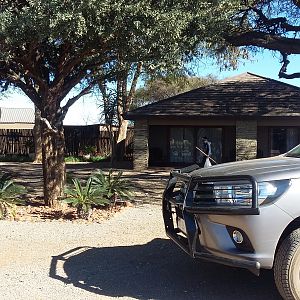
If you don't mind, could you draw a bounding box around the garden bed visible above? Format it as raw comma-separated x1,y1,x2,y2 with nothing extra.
10,198,132,223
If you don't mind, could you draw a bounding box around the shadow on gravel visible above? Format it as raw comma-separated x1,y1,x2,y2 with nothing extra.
50,238,281,300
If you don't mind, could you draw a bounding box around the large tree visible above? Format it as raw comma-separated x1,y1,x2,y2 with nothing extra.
222,0,300,79
0,0,115,206
0,0,239,206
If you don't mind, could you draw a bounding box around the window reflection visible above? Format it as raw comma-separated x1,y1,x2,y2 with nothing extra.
270,128,299,156
170,128,194,163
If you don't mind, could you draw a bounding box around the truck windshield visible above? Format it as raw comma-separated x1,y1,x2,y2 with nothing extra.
285,144,300,157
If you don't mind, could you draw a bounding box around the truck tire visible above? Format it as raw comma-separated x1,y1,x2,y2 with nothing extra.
274,229,300,300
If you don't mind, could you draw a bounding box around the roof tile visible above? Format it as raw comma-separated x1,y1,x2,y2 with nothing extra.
126,73,300,119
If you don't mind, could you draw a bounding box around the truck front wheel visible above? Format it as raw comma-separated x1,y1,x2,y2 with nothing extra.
274,228,300,300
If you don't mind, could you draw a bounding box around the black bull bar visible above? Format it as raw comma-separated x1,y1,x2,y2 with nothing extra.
162,169,260,276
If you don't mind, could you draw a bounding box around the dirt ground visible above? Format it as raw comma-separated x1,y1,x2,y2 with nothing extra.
0,162,171,205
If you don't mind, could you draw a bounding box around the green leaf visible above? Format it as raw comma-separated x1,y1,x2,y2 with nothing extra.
63,198,77,204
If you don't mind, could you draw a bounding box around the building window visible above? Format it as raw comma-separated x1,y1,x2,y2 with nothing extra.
169,127,223,164
149,125,228,166
170,127,194,163
270,127,299,156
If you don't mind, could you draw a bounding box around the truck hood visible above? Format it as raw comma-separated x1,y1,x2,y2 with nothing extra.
190,156,300,182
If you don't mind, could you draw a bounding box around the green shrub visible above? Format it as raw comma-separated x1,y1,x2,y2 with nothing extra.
64,178,109,219
64,155,108,163
0,173,26,219
92,169,133,206
88,155,107,162
82,145,97,155
65,156,85,162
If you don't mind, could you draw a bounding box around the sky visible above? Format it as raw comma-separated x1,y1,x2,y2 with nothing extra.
1,50,300,125
196,50,300,86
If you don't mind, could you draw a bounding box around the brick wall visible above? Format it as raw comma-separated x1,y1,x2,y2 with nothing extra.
133,119,149,170
236,120,257,161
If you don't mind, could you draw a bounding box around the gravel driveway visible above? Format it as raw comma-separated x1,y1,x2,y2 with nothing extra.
1,204,281,300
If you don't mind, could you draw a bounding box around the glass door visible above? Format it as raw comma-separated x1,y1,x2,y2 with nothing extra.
170,127,194,163
196,128,222,164
270,127,299,156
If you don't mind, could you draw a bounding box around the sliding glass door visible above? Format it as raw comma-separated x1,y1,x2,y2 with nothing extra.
170,128,194,163
270,127,299,156
169,127,223,164
196,128,222,164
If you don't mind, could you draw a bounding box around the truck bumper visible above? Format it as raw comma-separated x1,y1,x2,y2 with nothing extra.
166,227,261,275
163,198,261,275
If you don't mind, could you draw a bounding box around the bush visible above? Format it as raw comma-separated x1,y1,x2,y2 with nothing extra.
88,155,108,162
92,169,133,206
64,155,108,163
64,178,109,219
0,172,26,219
65,156,85,162
82,145,97,155
63,170,133,218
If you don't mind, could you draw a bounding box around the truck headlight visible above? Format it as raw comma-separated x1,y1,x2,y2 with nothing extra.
213,182,252,206
258,180,290,205
193,179,290,208
212,180,290,207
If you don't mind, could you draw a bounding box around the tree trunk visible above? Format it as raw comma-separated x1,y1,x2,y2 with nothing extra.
116,119,128,161
33,106,42,163
41,109,66,208
105,124,116,167
115,63,142,161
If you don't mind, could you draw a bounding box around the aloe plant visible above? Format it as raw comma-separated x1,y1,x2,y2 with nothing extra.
92,169,133,206
0,173,26,219
64,178,109,219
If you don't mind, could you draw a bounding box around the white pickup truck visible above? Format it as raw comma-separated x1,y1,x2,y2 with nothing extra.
163,144,300,300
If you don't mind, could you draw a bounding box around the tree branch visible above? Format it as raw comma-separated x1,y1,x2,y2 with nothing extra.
226,31,300,54
250,6,300,32
278,72,300,79
40,117,58,133
0,67,41,108
16,80,41,108
59,83,94,124
116,76,123,125
98,81,117,125
292,0,300,9
52,46,100,89
278,52,300,79
126,62,143,111
55,54,116,103
62,84,93,111
16,42,49,93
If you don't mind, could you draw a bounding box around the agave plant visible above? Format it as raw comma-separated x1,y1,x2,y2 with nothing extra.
92,169,133,206
0,172,26,219
64,178,109,219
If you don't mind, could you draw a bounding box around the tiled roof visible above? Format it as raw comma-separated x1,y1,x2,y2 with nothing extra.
0,107,35,124
126,72,300,119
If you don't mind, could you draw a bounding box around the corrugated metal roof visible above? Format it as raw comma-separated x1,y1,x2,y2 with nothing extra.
0,107,35,124
126,72,300,119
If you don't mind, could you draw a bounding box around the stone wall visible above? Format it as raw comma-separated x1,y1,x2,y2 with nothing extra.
133,119,149,170
236,120,257,161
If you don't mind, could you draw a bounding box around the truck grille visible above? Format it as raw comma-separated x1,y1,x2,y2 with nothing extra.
190,177,256,208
